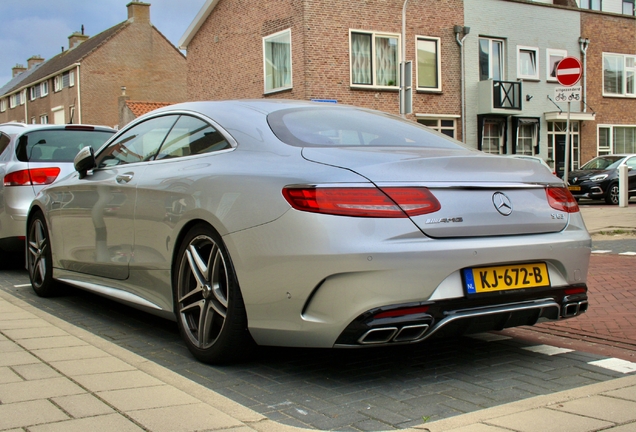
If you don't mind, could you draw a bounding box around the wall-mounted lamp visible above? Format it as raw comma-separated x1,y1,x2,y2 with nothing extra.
526,94,533,102
453,25,470,35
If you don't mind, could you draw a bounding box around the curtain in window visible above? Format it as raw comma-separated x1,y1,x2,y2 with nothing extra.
519,50,536,77
417,39,438,88
614,127,636,154
375,36,398,86
483,122,502,154
603,55,623,94
351,33,372,85
265,32,291,91
479,39,489,81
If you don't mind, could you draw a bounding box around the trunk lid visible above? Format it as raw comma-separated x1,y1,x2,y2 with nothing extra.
302,147,569,238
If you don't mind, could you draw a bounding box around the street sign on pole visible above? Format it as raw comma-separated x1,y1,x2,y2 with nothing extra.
554,57,582,186
555,57,582,87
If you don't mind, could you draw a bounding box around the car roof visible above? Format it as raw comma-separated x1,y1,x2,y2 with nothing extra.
0,123,116,137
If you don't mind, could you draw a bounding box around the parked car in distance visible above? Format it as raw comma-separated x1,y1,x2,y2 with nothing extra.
0,123,116,257
27,100,590,364
507,155,556,176
567,154,636,204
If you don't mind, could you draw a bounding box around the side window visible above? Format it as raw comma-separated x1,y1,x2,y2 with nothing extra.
155,115,230,160
0,134,11,157
96,115,177,168
626,157,636,170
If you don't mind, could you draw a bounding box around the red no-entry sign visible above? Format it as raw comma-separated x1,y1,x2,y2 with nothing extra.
555,57,582,86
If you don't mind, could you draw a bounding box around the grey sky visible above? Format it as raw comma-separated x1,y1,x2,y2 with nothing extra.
0,0,206,87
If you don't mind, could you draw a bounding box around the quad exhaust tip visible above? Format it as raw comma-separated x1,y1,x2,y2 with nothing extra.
563,300,588,318
358,324,430,345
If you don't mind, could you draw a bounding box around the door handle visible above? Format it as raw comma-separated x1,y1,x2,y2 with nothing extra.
116,173,134,183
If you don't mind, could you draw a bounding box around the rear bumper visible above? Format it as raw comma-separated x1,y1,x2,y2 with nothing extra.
335,286,588,347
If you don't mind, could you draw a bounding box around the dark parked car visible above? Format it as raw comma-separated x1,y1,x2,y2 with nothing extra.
567,154,636,204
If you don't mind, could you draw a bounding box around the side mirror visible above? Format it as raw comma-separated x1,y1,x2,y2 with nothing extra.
74,146,96,179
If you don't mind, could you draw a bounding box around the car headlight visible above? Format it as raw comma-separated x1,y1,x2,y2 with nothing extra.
589,174,608,182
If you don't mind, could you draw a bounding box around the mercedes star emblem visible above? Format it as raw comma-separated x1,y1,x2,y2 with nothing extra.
493,192,513,216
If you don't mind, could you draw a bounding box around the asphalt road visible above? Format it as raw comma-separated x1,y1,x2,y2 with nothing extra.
1,243,634,431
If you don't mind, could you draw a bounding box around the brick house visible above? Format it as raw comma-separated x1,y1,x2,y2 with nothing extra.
180,0,465,140
0,2,187,128
579,9,636,164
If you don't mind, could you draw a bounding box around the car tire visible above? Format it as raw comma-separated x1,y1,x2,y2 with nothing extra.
604,183,619,205
27,212,60,297
173,223,253,364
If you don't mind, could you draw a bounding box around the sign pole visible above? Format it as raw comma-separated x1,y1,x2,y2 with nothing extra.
564,101,571,185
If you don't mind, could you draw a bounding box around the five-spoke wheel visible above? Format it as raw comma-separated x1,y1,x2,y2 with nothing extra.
174,224,251,363
27,212,59,297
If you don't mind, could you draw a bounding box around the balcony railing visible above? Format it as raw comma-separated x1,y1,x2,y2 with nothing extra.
477,80,522,114
493,80,522,110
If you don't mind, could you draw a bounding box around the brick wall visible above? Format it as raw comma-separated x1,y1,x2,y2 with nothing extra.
186,0,463,127
580,11,636,163
80,21,187,128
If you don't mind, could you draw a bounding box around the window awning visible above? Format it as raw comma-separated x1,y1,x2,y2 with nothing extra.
544,111,596,121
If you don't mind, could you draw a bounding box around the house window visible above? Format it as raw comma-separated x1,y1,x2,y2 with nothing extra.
62,72,71,88
416,36,441,91
40,114,49,124
546,49,567,82
517,46,539,80
30,85,41,101
598,125,636,154
10,92,23,108
69,71,75,87
517,123,536,155
54,75,63,92
417,118,456,138
479,38,504,81
31,117,36,124
482,121,504,154
603,53,636,97
625,0,635,14
263,29,292,93
41,81,49,96
0,99,5,112
580,0,602,10
350,30,400,87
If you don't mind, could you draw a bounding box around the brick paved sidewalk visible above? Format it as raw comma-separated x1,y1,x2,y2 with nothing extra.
503,255,636,362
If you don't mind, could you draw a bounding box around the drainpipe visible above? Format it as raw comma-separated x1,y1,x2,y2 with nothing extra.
401,0,409,118
579,38,590,112
455,26,470,143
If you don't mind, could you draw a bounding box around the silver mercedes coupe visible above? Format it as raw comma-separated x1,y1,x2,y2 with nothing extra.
27,100,591,363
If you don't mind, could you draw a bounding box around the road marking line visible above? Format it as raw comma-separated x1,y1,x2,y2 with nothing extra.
619,252,636,256
592,250,612,254
522,345,574,356
589,358,636,374
14,284,31,288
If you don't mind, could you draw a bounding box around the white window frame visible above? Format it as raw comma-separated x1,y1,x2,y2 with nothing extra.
479,37,505,81
54,75,63,92
40,114,49,124
41,81,49,97
597,124,636,154
263,29,292,94
416,36,441,91
0,99,6,112
350,29,401,89
625,0,635,15
517,46,539,80
416,117,457,138
30,87,37,101
9,94,17,109
69,71,75,87
546,49,567,82
602,52,636,97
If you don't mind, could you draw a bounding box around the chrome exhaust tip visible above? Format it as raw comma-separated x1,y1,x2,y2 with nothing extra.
394,324,430,342
358,327,398,344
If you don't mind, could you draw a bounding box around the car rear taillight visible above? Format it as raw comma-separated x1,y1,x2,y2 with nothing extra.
282,187,441,218
374,306,430,319
3,168,61,186
546,186,579,213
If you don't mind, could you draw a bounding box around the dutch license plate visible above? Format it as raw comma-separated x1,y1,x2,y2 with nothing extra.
463,263,550,294
568,185,581,191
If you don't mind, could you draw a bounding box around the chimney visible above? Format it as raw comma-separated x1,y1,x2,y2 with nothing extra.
27,55,45,70
12,64,26,78
68,31,90,49
127,2,151,23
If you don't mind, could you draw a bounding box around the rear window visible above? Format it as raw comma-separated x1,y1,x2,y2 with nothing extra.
580,156,623,170
17,129,115,162
267,107,465,149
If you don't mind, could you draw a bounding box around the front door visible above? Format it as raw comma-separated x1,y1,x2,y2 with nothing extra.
555,135,566,179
